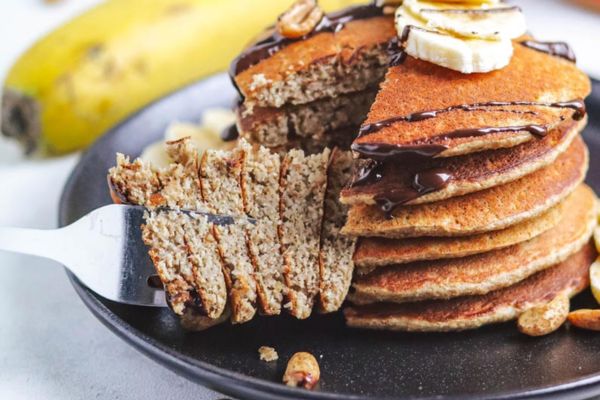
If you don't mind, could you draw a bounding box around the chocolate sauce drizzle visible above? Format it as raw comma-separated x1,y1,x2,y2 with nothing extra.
520,40,577,63
351,99,586,215
229,4,385,78
359,99,586,136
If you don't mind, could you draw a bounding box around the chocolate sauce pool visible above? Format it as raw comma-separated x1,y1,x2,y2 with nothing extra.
374,167,452,218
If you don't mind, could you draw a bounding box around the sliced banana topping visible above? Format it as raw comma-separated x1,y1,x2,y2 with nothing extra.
404,0,526,40
393,0,527,74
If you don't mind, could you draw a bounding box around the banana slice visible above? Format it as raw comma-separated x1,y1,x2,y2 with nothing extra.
404,0,527,40
590,257,600,305
395,7,513,73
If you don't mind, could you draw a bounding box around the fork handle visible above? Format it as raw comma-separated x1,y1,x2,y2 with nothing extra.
0,226,68,264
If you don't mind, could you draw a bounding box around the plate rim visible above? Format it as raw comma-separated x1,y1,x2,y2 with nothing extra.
58,77,600,400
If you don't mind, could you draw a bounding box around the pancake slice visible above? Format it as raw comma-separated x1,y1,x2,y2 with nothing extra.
143,211,228,320
319,149,356,313
200,148,258,324
342,117,585,207
342,135,587,238
353,41,591,158
233,13,395,108
354,202,563,272
345,242,596,332
351,185,598,305
279,148,330,319
109,140,230,326
238,89,375,149
239,141,285,316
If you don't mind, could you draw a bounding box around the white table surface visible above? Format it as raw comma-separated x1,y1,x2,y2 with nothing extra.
0,1,598,399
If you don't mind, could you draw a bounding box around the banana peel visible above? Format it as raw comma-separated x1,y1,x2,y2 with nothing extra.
1,0,363,155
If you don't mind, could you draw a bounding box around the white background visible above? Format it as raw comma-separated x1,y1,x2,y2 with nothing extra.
0,1,599,399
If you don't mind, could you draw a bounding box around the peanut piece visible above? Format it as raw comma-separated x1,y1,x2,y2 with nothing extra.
276,0,324,39
568,309,600,331
517,293,569,336
283,352,320,390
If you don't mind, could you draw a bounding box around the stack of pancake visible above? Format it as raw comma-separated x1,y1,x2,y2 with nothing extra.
231,3,396,153
341,41,598,332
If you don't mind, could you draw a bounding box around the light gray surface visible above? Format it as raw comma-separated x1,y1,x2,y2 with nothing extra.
0,1,599,399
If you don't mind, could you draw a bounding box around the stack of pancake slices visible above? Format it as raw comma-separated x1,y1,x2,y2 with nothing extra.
109,0,599,333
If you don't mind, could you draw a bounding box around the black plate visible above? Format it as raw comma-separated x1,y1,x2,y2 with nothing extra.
59,74,600,400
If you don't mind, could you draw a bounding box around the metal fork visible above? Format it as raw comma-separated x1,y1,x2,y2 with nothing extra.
0,204,236,307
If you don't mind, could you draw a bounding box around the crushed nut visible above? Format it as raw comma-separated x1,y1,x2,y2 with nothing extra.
517,293,569,336
276,0,324,39
568,309,600,331
283,352,320,390
258,346,279,362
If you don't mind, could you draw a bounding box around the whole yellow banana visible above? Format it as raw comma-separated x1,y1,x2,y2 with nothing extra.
1,0,363,155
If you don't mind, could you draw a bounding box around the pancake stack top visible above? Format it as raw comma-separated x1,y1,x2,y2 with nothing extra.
231,2,396,152
338,0,598,331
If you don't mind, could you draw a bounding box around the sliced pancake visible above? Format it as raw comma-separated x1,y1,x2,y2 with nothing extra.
108,154,161,206
345,242,596,332
279,148,330,319
233,8,394,108
238,89,375,149
342,117,585,208
353,41,591,159
354,202,563,272
142,211,228,320
342,133,588,238
108,138,209,211
239,141,285,316
109,140,229,322
319,149,357,313
350,185,598,305
200,148,258,324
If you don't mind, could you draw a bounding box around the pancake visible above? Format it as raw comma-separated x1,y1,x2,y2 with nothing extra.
354,202,563,272
341,117,585,207
341,133,588,238
350,185,598,305
352,41,591,159
237,89,375,149
233,11,395,108
344,242,595,332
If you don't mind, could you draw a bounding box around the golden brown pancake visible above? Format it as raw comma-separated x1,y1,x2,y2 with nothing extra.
353,42,591,158
344,242,596,332
350,185,597,305
342,134,588,238
234,15,395,108
354,201,563,272
342,117,585,207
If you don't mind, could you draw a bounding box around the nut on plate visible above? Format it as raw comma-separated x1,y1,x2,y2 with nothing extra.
258,346,279,362
276,0,324,39
517,293,570,336
283,352,320,390
568,309,600,331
